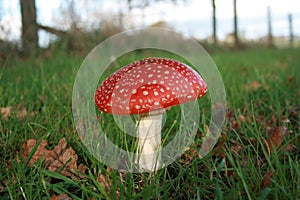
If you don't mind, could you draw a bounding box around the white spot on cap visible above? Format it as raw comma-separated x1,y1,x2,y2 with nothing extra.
164,71,170,74
148,74,154,78
154,102,159,105
135,105,141,109
143,91,149,96
154,91,159,96
132,89,137,94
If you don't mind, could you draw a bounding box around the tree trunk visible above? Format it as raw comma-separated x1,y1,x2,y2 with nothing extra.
233,0,239,47
212,0,217,44
267,6,274,47
288,13,294,48
20,0,38,54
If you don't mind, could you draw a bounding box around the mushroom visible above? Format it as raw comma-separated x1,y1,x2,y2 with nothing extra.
94,58,207,171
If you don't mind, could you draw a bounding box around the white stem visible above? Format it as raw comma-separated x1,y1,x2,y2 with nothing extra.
136,111,163,171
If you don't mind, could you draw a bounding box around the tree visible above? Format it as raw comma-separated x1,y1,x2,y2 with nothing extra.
211,0,217,44
126,0,186,11
233,0,239,47
267,6,273,47
19,0,38,54
288,13,294,48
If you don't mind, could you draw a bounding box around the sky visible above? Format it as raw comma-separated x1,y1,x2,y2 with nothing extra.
1,0,299,46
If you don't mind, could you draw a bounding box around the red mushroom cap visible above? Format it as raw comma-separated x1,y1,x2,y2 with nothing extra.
94,58,207,115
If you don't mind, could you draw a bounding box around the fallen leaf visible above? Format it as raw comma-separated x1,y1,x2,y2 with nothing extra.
97,174,112,192
22,138,87,179
243,80,262,91
260,170,275,190
212,133,227,158
267,126,287,147
0,106,11,120
287,75,294,83
178,143,200,166
51,194,72,200
0,105,35,120
97,167,121,199
265,126,290,154
238,114,246,123
22,139,50,166
16,105,27,120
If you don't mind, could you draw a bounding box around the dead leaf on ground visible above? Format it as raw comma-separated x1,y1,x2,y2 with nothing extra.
286,75,295,83
97,174,112,192
97,167,120,199
259,170,275,190
212,133,227,158
0,105,35,120
243,80,262,91
16,105,28,120
22,138,87,179
179,144,199,166
0,106,11,120
51,194,72,200
264,126,296,154
266,126,287,147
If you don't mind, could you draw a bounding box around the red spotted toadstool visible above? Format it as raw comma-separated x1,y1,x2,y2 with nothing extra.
95,58,207,171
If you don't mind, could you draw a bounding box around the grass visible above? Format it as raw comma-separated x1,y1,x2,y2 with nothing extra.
0,47,299,199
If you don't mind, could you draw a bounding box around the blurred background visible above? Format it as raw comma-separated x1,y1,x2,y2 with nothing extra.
0,0,299,56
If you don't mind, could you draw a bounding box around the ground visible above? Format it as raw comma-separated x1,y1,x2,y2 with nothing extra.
0,47,299,199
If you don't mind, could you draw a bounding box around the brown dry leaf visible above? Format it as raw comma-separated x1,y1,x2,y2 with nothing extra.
267,126,287,146
16,105,27,120
298,89,300,97
97,174,112,192
0,105,35,120
265,126,288,153
260,170,275,190
0,106,11,120
51,194,72,200
180,146,198,166
238,114,245,122
97,169,121,200
16,105,36,120
22,138,87,179
212,133,227,158
22,139,50,166
287,75,295,83
225,107,247,131
243,80,262,91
